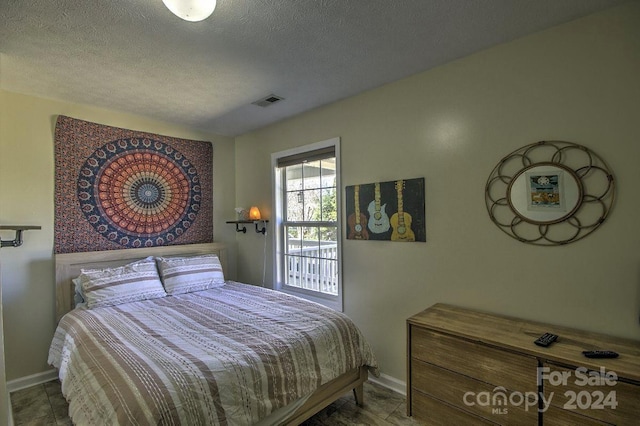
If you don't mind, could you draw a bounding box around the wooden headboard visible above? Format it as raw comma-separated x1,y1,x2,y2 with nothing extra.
55,243,227,322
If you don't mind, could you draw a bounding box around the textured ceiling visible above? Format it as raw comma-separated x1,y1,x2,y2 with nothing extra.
0,0,631,136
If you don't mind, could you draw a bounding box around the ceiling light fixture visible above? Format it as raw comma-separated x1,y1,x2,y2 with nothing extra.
162,0,217,22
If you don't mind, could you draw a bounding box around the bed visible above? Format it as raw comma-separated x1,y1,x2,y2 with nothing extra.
49,243,378,425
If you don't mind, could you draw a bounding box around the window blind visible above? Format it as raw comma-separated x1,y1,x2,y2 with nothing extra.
276,146,335,168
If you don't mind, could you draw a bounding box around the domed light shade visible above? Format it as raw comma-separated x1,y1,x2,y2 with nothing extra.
163,0,217,22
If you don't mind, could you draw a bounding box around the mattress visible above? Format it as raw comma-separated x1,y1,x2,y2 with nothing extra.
48,281,378,425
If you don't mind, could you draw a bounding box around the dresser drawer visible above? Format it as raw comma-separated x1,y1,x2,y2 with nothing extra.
542,363,640,424
412,359,537,425
410,326,538,392
412,389,497,426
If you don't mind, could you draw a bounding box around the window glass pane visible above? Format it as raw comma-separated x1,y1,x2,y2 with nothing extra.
305,257,320,292
284,254,300,288
303,189,322,221
319,227,337,259
319,259,338,295
301,226,320,254
320,158,336,188
285,164,303,190
285,226,301,255
303,160,322,189
320,188,337,221
285,254,320,292
286,189,303,221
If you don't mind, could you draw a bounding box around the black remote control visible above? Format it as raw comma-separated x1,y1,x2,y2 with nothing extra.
582,350,619,359
534,332,558,347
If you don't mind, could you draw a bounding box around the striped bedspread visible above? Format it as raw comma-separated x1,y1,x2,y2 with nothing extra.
48,281,378,425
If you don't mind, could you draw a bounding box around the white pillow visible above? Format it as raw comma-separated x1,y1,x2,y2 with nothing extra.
72,277,86,306
79,257,166,308
156,254,225,295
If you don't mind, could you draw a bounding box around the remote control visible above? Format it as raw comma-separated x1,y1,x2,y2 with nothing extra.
582,350,619,359
534,332,558,347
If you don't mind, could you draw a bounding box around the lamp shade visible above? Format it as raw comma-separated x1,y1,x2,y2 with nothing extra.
162,0,217,22
249,206,261,220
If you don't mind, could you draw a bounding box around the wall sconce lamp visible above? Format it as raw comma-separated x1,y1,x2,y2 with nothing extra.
0,225,41,248
162,0,216,22
249,207,267,234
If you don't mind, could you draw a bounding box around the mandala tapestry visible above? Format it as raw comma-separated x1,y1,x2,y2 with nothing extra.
55,116,213,254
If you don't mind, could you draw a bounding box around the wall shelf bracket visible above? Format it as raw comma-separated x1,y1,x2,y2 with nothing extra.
254,221,267,235
0,225,41,248
226,220,268,236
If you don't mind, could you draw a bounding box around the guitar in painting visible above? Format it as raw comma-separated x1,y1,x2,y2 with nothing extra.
367,182,390,234
348,184,369,240
390,180,415,242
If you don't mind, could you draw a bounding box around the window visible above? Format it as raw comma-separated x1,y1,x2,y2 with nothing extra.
272,138,342,311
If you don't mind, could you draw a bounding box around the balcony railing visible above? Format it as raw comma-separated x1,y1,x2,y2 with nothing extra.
285,241,338,295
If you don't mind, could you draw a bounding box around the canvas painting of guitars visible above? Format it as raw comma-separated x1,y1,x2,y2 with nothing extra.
345,177,425,242
347,184,369,239
390,179,416,241
367,182,390,234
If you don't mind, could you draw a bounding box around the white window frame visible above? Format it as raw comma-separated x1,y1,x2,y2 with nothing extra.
271,137,342,312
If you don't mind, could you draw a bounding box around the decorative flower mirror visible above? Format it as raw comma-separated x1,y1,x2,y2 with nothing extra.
485,141,615,245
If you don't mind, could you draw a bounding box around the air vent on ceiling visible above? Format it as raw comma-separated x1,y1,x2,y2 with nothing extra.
252,94,285,107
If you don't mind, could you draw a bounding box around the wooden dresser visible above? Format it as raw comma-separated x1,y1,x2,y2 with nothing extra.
407,304,640,425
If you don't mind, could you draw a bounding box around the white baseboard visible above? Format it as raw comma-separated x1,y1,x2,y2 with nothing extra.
7,393,14,426
6,369,58,392
368,372,406,396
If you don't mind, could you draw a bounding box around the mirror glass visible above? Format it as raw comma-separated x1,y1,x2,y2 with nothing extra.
507,162,583,224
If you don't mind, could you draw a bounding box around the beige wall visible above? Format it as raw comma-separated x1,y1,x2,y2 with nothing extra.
0,91,237,380
235,3,640,381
